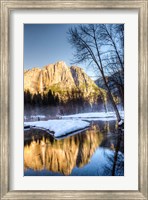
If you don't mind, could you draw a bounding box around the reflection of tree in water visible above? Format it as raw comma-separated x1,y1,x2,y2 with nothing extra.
112,128,124,176
99,127,124,176
24,125,103,175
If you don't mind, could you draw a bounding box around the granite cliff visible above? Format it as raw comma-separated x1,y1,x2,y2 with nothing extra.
24,61,107,104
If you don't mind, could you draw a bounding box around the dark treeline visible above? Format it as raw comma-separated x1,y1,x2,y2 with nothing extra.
24,89,105,113
24,90,60,106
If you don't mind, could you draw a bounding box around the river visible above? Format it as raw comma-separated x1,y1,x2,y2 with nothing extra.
24,120,124,176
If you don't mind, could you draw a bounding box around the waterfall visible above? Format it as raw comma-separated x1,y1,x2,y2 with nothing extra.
40,73,43,92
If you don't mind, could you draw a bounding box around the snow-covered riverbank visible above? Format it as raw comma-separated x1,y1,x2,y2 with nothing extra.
61,111,124,121
24,119,90,138
24,111,124,138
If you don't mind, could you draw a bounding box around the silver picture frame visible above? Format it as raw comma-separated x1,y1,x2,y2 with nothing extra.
0,0,147,199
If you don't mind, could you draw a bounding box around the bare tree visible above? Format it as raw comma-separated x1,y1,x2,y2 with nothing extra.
99,24,124,107
68,24,123,122
99,24,124,72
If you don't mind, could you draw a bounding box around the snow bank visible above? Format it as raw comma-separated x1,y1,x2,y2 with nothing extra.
24,119,90,138
31,115,46,119
61,111,124,121
24,115,46,121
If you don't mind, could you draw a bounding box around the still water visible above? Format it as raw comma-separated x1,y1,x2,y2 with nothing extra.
24,120,124,176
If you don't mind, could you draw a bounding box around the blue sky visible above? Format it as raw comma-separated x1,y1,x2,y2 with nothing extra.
24,24,96,78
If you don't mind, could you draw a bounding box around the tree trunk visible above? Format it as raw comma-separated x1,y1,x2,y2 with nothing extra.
118,85,124,109
102,74,121,122
104,102,108,113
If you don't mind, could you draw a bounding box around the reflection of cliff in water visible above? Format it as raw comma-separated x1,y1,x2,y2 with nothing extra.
24,124,103,175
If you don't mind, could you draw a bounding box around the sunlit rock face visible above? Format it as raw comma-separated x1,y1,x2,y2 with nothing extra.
24,61,75,93
24,68,42,94
24,125,103,175
70,66,98,92
24,61,107,103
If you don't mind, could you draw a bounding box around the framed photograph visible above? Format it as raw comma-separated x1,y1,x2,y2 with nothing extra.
0,0,147,199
